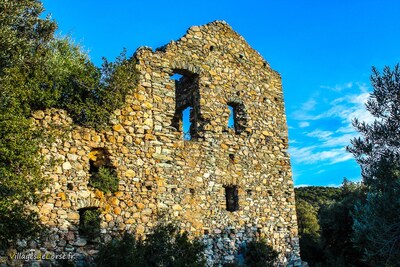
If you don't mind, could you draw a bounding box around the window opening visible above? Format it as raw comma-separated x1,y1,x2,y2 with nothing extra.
227,102,246,134
88,148,119,193
182,106,192,140
225,186,239,212
189,188,195,196
228,105,235,129
67,183,73,190
229,154,235,163
170,69,200,140
79,207,100,240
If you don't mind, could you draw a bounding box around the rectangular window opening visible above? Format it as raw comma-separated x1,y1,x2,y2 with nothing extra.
182,106,192,140
225,185,239,212
228,105,235,129
171,70,200,140
227,102,246,134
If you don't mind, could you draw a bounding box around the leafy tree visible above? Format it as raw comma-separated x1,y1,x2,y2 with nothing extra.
0,0,137,247
295,186,340,265
296,199,323,264
295,183,365,266
348,64,400,265
318,180,365,267
295,186,341,211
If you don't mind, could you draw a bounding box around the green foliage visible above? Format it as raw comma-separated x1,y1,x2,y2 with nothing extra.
347,64,400,265
318,181,365,267
0,0,137,247
352,185,400,266
295,199,323,264
295,183,364,266
295,186,340,264
243,239,278,267
95,224,206,267
295,186,341,211
90,166,119,193
0,0,54,247
79,209,101,241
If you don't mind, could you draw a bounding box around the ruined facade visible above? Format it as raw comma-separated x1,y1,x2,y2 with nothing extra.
31,21,299,265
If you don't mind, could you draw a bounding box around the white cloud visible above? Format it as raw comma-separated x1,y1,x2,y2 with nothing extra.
289,82,374,168
301,98,317,111
321,133,356,148
298,121,310,128
306,129,333,140
289,146,352,165
320,82,354,92
294,184,311,188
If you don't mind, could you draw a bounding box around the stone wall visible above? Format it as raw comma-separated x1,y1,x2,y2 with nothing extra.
25,21,299,266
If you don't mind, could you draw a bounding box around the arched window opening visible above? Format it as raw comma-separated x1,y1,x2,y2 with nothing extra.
88,148,119,193
79,207,100,240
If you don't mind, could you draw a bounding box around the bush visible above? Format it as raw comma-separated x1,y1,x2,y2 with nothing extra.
95,224,205,267
243,239,278,267
79,209,101,241
89,166,119,193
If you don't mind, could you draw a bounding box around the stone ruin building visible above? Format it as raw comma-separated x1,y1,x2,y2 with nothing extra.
29,21,300,266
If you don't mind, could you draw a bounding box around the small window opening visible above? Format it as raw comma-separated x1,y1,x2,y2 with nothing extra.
204,229,209,235
263,62,267,68
210,46,215,51
88,148,119,193
246,189,252,196
228,105,235,129
229,154,235,163
67,183,73,190
227,103,247,134
146,185,152,191
171,188,177,193
182,106,192,140
239,54,244,59
225,185,239,212
79,207,100,241
189,188,195,196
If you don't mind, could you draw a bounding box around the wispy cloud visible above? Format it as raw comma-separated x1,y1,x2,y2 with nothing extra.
320,82,353,92
289,82,373,167
301,98,317,111
306,129,333,140
289,146,352,165
298,121,310,128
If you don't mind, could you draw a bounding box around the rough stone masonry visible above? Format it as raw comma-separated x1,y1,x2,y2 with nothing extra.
29,21,300,266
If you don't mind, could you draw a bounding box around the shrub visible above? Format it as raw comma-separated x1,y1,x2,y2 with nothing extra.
243,239,278,267
79,209,101,241
89,166,119,193
95,224,205,267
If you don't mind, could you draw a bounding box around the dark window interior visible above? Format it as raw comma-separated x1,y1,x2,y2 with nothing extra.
225,185,239,212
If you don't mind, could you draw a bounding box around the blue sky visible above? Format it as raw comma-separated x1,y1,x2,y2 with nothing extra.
41,0,400,186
